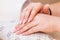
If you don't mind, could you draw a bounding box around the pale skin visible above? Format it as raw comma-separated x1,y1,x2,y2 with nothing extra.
14,2,60,35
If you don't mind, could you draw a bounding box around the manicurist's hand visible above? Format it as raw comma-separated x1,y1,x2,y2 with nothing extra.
15,14,59,35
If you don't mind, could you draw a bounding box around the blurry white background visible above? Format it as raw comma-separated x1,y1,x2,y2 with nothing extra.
0,0,27,40
0,0,26,22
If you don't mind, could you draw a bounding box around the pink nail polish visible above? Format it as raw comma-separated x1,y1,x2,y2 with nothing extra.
16,31,20,34
22,33,28,36
13,29,17,33
13,28,18,33
19,18,24,24
19,21,22,24
23,18,27,24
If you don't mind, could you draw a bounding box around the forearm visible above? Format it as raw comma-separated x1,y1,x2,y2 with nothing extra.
50,2,60,17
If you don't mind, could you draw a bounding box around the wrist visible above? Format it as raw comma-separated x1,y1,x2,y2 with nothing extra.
49,15,60,32
53,16,60,32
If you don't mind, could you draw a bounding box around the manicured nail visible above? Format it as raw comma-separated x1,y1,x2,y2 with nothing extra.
16,31,19,34
23,18,27,24
13,26,19,33
13,29,17,33
22,33,28,36
19,17,24,24
16,31,21,35
19,21,22,24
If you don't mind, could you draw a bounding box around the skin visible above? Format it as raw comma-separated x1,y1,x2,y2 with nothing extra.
15,14,60,35
19,3,50,24
14,2,60,35
50,2,60,17
14,3,50,32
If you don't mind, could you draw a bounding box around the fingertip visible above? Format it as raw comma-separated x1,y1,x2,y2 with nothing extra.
43,4,50,14
16,31,20,35
19,21,22,25
13,28,18,33
13,29,16,33
21,31,30,35
21,30,31,35
23,6,33,24
14,24,21,33
44,4,50,10
19,18,23,24
23,18,27,24
13,26,18,33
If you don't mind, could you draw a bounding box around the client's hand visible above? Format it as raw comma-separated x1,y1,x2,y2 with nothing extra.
15,14,56,35
19,3,50,24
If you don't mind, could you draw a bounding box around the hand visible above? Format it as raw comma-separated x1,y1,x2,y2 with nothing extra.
19,3,50,24
15,14,56,35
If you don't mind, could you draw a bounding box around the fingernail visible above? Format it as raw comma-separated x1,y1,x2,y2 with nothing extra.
13,29,17,33
19,21,22,24
13,27,19,33
23,18,27,24
16,31,19,34
22,34,26,36
16,31,21,35
20,17,24,24
22,33,28,36
13,27,18,33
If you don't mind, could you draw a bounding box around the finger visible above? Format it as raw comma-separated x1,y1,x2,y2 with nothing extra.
15,5,32,32
19,9,27,24
23,5,33,24
21,26,40,35
16,21,38,34
14,24,25,33
16,5,32,32
43,4,50,15
28,3,43,22
20,5,31,24
21,25,47,35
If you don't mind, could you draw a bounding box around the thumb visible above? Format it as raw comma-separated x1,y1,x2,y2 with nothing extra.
43,4,50,15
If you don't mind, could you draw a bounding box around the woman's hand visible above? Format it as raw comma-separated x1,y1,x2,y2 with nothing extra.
20,3,50,24
15,14,57,35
